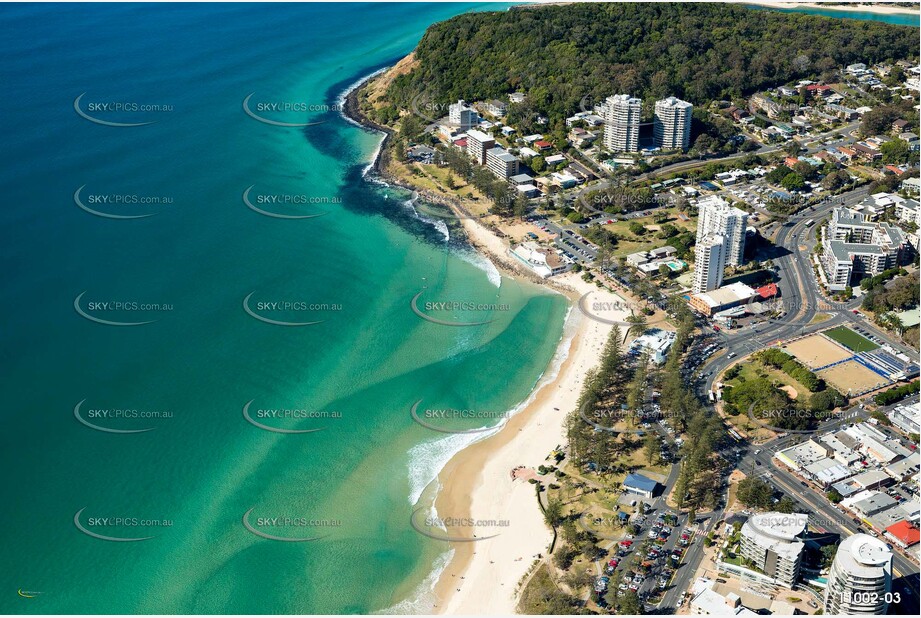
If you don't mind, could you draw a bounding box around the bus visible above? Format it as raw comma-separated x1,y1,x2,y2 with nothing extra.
804,219,815,227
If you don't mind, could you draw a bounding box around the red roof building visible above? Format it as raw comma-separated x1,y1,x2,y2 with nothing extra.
756,283,779,300
534,140,552,150
806,84,833,97
885,520,920,548
784,156,800,167
453,138,468,148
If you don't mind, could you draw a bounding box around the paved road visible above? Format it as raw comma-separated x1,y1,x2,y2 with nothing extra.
741,441,920,601
661,186,920,611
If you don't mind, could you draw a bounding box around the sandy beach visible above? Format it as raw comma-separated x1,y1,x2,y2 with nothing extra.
431,272,629,614
344,61,636,615
739,1,920,16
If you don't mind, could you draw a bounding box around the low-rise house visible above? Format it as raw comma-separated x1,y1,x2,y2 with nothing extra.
846,62,868,75
806,84,834,98
549,171,578,189
484,99,507,118
508,173,534,186
515,184,540,199
892,118,910,134
519,146,539,159
853,143,882,161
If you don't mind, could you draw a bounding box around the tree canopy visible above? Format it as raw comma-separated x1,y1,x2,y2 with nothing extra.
387,3,918,131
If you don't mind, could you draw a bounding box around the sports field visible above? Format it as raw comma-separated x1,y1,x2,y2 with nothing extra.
784,334,852,369
823,326,879,353
817,360,888,395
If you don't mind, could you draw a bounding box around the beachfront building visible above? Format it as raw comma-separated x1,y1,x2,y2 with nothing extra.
823,533,893,615
629,329,676,365
622,473,658,499
696,196,748,267
739,512,807,588
485,147,519,179
448,99,478,131
602,94,641,153
466,129,496,165
654,96,693,151
510,242,565,278
693,235,724,293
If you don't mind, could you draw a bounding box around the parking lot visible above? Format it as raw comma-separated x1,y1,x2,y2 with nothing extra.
592,508,699,610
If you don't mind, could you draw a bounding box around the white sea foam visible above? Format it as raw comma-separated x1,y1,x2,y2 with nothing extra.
455,248,501,288
406,307,574,507
400,193,450,242
406,430,496,506
337,66,388,128
375,549,454,615
396,304,575,613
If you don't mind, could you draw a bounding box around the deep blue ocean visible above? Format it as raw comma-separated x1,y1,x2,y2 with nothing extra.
0,2,572,613
0,2,916,614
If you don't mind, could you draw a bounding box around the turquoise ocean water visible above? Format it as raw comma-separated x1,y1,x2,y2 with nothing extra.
747,2,920,26
0,2,570,613
1,2,915,614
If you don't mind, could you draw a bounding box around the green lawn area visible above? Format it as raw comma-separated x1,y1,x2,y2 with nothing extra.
728,360,811,400
824,326,879,353
600,208,697,258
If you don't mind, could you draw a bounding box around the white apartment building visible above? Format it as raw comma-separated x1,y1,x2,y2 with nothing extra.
824,534,893,615
696,196,748,266
602,94,641,152
821,208,911,291
654,96,693,150
485,147,519,179
739,512,808,588
448,99,478,131
693,235,725,293
465,129,495,166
